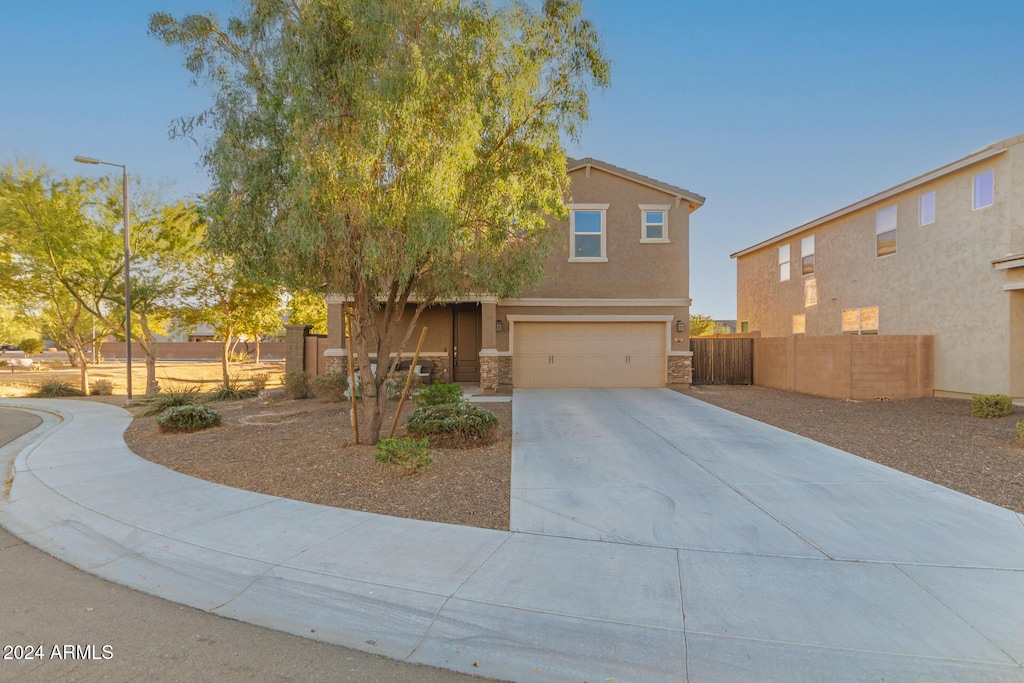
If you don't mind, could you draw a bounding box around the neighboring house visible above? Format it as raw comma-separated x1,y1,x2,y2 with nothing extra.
316,158,706,390
732,134,1024,399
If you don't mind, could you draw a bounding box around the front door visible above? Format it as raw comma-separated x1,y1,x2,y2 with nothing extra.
452,305,481,383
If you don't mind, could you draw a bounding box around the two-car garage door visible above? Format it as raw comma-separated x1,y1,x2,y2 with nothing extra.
513,321,666,388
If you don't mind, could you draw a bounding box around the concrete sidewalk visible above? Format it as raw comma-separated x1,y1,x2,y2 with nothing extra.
3,393,1024,682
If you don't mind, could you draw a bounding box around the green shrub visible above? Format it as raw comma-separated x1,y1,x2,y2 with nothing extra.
1016,422,1024,446
34,378,85,397
313,372,349,402
414,382,464,407
390,370,421,396
972,394,1013,419
229,349,252,363
284,371,314,399
250,372,269,392
156,404,222,433
138,384,203,417
207,376,259,402
89,379,114,396
407,403,499,448
18,338,43,355
374,437,432,474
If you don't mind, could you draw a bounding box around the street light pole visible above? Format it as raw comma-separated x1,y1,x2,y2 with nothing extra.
74,155,132,402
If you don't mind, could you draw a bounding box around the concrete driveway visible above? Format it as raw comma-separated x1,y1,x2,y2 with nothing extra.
513,389,1024,680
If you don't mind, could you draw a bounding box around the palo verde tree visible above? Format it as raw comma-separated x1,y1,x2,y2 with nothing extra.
151,0,609,443
0,162,201,395
0,163,123,391
180,241,283,386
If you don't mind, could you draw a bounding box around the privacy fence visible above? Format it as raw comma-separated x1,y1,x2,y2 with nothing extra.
754,335,933,400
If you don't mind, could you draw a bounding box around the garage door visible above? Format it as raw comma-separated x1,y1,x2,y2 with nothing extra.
513,321,666,388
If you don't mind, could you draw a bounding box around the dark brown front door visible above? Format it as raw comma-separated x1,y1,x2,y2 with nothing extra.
452,305,481,382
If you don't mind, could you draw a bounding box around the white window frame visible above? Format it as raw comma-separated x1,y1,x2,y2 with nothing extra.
638,204,670,243
841,306,879,335
801,234,815,276
919,191,935,226
778,244,791,282
973,170,994,210
568,203,609,263
876,205,897,257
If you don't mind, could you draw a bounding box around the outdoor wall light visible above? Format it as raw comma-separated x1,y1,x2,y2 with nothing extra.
676,320,685,333
496,320,503,332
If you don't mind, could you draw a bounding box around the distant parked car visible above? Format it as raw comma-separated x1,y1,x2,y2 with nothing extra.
0,344,19,351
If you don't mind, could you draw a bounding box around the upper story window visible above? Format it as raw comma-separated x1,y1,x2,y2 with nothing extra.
569,204,608,262
919,191,935,226
974,170,994,210
842,306,879,335
778,244,791,282
639,204,670,243
801,234,815,275
876,205,897,257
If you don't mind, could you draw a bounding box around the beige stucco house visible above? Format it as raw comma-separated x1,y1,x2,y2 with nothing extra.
316,158,706,390
733,134,1024,399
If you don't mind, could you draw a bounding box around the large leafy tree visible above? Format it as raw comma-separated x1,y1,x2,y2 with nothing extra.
0,163,201,395
180,247,283,387
0,164,124,391
151,0,609,442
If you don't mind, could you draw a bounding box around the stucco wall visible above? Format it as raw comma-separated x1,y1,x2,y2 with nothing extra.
523,166,691,302
737,143,1021,397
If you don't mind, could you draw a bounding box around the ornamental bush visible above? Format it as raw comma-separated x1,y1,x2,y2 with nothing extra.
406,403,498,448
138,384,202,417
971,394,1013,419
156,404,222,433
34,379,85,397
374,437,432,474
89,379,114,396
313,372,349,402
413,382,464,407
284,370,314,399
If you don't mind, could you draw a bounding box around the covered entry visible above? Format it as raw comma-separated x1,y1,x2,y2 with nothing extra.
513,321,666,388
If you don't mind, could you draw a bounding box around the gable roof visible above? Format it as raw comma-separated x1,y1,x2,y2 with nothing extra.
731,133,1024,259
567,157,706,210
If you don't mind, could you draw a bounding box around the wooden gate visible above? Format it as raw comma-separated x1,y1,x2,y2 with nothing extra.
691,337,753,385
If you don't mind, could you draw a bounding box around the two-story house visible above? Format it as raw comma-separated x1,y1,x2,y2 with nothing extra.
733,134,1024,399
314,158,705,390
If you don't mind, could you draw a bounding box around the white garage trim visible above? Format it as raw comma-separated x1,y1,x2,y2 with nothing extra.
510,318,670,388
499,297,691,307
506,314,673,355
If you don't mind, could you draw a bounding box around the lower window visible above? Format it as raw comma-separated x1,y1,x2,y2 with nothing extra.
841,306,878,335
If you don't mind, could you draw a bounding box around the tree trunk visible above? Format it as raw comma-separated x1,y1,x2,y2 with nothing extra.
78,352,89,394
221,335,232,389
254,336,261,363
137,311,161,395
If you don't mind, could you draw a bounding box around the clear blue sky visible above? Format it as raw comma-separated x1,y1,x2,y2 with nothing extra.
3,1,1024,318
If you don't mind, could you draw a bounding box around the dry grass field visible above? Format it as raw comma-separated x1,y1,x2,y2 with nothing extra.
0,355,285,397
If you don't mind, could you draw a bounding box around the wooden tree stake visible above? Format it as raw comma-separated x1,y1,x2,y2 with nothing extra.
387,326,428,440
